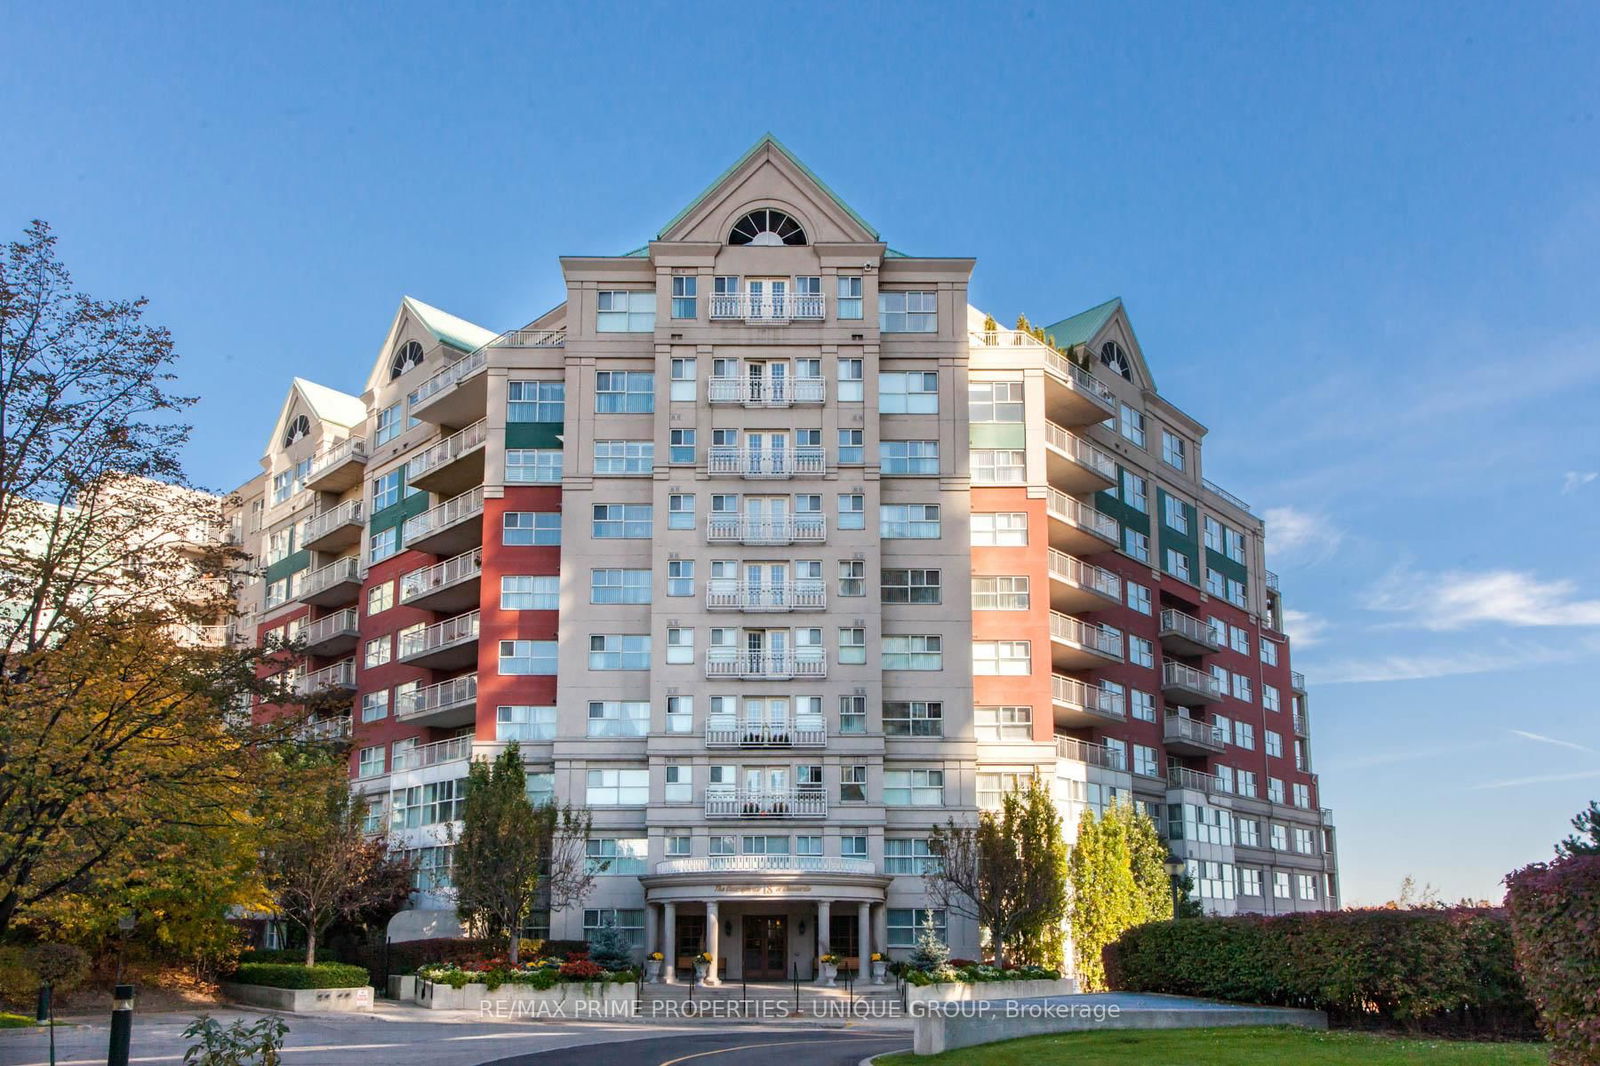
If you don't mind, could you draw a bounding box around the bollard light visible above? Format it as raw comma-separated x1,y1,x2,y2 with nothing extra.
108,983,135,1066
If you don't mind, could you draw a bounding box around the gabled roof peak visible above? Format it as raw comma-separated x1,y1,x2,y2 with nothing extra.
1042,297,1123,349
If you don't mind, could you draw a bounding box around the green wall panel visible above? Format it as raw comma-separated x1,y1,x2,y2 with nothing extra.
264,549,310,584
505,423,564,450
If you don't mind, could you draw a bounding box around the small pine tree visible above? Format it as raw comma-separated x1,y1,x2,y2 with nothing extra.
907,911,950,972
586,918,634,972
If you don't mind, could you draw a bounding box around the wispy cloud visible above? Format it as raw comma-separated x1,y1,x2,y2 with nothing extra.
1470,769,1600,790
1364,567,1600,630
1281,608,1328,648
1309,637,1600,684
1563,471,1598,494
1322,740,1499,771
1264,506,1343,564
1510,729,1596,754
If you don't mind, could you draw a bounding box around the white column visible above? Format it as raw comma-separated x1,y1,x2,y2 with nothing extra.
661,902,677,984
858,902,873,980
643,903,659,982
873,903,888,961
704,899,720,985
816,898,832,984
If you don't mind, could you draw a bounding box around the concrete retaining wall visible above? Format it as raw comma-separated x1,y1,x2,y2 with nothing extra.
414,979,637,1017
220,983,374,1013
906,978,1077,1003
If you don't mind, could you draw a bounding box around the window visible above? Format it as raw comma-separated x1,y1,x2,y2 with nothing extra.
838,357,864,402
1237,818,1261,847
656,695,689,734
972,575,1029,610
840,834,868,859
879,371,938,413
666,494,694,530
837,560,864,597
593,440,653,475
1238,771,1258,797
884,770,944,806
1119,403,1146,446
1225,528,1247,564
882,568,941,604
1133,744,1159,777
1130,689,1156,722
360,690,390,723
665,627,693,664
1229,625,1249,654
1204,516,1223,551
882,503,940,538
1164,494,1189,534
972,512,1027,545
1266,731,1283,758
1213,713,1233,745
586,768,649,804
1238,867,1263,896
587,837,647,875
592,503,652,538
596,291,654,332
879,291,937,333
976,705,1032,741
371,470,402,512
506,449,562,483
668,429,696,464
838,493,865,529
1294,827,1315,855
1260,638,1279,666
1126,582,1152,615
1215,765,1235,794
665,835,691,856
837,429,864,464
1124,528,1150,562
970,381,1024,423
838,695,866,735
364,635,391,669
833,764,867,803
1226,578,1248,608
1297,873,1318,901
728,208,806,245
499,639,557,674
369,527,398,564
587,701,649,738
883,635,942,670
588,634,649,670
836,276,863,319
375,403,404,445
1260,683,1280,715
838,628,866,665
590,568,651,604
1236,722,1256,750
1128,636,1154,668
670,276,697,319
367,581,393,615
973,640,1030,675
507,381,564,422
497,705,556,741
1273,872,1292,899
884,701,943,738
1268,777,1286,804
881,440,939,474
390,778,467,829
657,763,691,803
595,371,654,413
357,746,386,778
504,511,560,545
501,575,558,610
1121,471,1148,513
972,449,1026,483
885,839,940,875
1161,430,1187,471
1293,782,1311,809
667,560,694,597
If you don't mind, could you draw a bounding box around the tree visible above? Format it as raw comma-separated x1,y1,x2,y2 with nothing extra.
906,910,950,972
1109,801,1198,924
927,777,1069,969
1067,806,1139,991
586,918,633,972
1556,801,1600,858
447,744,594,964
260,768,413,966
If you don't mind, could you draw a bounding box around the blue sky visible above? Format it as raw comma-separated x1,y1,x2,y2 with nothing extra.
3,1,1597,905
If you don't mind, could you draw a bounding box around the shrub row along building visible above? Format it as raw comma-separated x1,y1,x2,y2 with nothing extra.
227,136,1338,981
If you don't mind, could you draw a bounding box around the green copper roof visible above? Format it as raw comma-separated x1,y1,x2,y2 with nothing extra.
655,133,880,242
402,296,498,352
1042,297,1122,349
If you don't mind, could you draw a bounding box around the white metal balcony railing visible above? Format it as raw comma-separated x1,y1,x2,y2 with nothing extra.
1164,714,1227,748
1160,608,1222,647
305,437,368,480
655,855,872,876
1051,674,1126,718
399,610,480,659
302,715,352,741
967,328,1117,412
708,292,826,322
295,659,355,695
1047,549,1122,600
300,556,362,597
1293,713,1310,737
1167,766,1218,793
705,515,827,544
704,788,828,818
392,734,474,772
1292,670,1307,690
400,548,482,604
1055,735,1127,771
396,673,478,720
706,376,827,405
168,622,234,648
704,652,828,679
1203,478,1256,517
407,419,487,480
706,446,827,478
1044,423,1118,479
408,348,488,409
300,608,358,646
1045,488,1119,542
1049,612,1124,658
705,582,826,611
402,486,484,543
1265,570,1280,591
705,718,828,748
302,500,363,543
1163,660,1225,699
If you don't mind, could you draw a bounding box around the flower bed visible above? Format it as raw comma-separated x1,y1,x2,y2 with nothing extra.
898,963,1076,1003
411,953,638,1014
902,962,1063,986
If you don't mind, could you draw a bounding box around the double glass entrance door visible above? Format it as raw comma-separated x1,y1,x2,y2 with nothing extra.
742,915,787,979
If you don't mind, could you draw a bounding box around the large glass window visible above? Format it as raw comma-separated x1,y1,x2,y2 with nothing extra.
836,276,863,319
881,503,940,538
587,837,648,875
879,291,937,333
670,276,697,319
882,635,942,670
593,440,653,475
887,909,945,947
592,503,652,538
973,640,1030,675
585,769,649,804
595,371,655,413
587,701,650,738
972,449,1025,483
590,568,652,604
884,702,943,737
883,771,944,806
882,568,942,604
879,372,939,413
975,705,1032,741
970,381,1024,422
498,639,557,674
371,469,402,512
504,511,560,545
501,575,558,610
588,634,650,670
885,839,940,874
506,449,562,483
972,512,1027,545
507,381,564,422
596,291,655,332
497,704,556,741
972,575,1029,610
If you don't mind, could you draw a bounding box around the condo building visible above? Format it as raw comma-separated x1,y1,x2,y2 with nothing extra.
228,136,1337,981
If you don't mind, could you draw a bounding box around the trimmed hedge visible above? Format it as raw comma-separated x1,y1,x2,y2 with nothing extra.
1505,854,1600,1063
232,963,372,989
1103,908,1537,1038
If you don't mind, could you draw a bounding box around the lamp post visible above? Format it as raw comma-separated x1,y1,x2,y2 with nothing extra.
115,912,135,985
1163,857,1186,919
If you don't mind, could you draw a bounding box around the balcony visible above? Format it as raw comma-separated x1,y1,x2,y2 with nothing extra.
397,609,480,670
704,652,827,681
708,292,826,323
1044,488,1119,554
1047,549,1122,612
392,734,474,772
967,328,1116,426
395,672,477,729
1161,660,1225,704
705,718,827,748
1055,735,1127,772
1051,674,1126,728
300,608,360,658
705,515,827,545
406,419,487,496
302,437,369,494
706,376,827,406
1266,570,1280,592
705,582,826,612
299,556,363,607
399,548,482,612
1158,608,1223,656
1164,713,1227,755
301,500,364,553
301,715,352,742
1293,712,1310,738
707,446,826,479
1049,611,1123,669
655,855,873,875
294,659,356,697
1202,478,1257,518
705,788,827,819
403,327,564,427
1044,424,1117,492
1291,670,1307,693
1167,766,1221,794
402,486,484,556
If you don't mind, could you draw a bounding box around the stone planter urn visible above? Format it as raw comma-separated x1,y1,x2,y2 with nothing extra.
818,961,838,987
870,959,888,985
693,959,710,983
644,958,662,983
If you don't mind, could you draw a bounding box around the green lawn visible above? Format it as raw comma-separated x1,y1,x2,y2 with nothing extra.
0,1013,36,1028
877,1027,1545,1066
